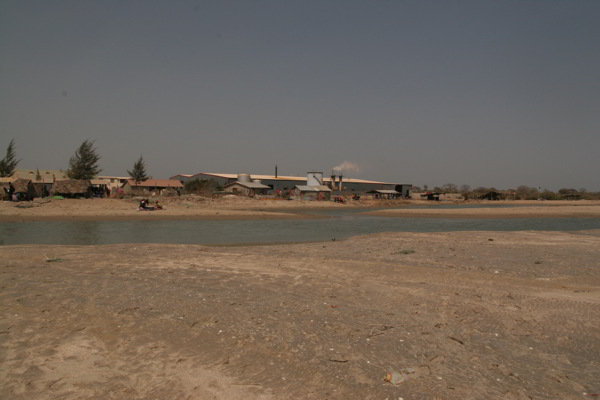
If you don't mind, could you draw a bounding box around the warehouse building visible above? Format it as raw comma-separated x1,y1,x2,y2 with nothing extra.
171,172,411,197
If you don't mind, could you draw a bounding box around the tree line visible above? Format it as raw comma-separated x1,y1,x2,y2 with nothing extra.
1,139,148,182
412,183,600,200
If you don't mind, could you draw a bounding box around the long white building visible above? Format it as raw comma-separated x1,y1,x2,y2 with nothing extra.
170,172,412,197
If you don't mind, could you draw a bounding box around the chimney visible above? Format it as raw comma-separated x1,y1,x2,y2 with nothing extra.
338,174,343,191
275,165,278,178
331,172,336,190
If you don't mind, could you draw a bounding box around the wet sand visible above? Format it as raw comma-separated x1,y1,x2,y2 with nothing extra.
1,230,599,399
365,204,600,219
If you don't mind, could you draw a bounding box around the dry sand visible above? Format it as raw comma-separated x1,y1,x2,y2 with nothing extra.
0,197,321,222
2,197,600,222
2,230,600,399
365,203,600,219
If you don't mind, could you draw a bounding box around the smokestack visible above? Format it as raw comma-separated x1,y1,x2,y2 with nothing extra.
338,174,343,191
331,172,336,190
275,165,278,178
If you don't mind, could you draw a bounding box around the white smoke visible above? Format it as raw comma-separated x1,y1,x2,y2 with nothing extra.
332,161,361,173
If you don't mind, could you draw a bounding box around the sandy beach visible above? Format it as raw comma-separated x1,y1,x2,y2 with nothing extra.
1,228,600,399
2,196,600,222
0,196,322,222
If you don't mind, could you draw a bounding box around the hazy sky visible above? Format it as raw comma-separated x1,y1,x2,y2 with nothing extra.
1,1,599,190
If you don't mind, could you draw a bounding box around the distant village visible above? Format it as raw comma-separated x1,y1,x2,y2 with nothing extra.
2,138,597,202
1,168,415,202
3,167,596,202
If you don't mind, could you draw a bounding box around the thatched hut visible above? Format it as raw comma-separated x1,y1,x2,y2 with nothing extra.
12,179,37,200
0,178,14,200
52,180,91,198
32,182,50,198
121,179,183,196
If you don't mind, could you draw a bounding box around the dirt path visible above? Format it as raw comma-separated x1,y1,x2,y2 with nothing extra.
1,230,599,399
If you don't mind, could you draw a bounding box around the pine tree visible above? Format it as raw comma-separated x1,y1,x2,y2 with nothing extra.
0,139,20,177
67,140,101,180
127,155,148,183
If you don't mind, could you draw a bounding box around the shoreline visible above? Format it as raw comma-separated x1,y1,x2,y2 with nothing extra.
364,204,600,219
1,198,600,222
0,211,325,223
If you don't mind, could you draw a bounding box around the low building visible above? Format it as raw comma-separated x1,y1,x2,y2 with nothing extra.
121,179,183,196
1,178,41,200
90,179,110,198
366,189,401,199
12,169,68,182
12,179,37,200
480,191,502,201
419,192,442,201
97,176,130,191
290,185,332,200
0,178,15,200
223,181,270,197
52,180,92,198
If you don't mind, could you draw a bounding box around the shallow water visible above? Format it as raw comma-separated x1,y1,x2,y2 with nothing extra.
1,209,599,245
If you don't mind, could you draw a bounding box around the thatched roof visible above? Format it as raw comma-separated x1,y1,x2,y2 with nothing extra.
12,169,68,181
12,178,33,193
0,182,10,194
52,179,91,194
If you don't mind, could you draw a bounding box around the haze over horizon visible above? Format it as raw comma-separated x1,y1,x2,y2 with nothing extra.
1,1,599,191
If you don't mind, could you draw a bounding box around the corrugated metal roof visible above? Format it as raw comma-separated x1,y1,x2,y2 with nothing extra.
195,172,305,181
179,172,396,185
97,176,130,180
295,185,332,192
224,181,270,189
125,179,183,188
369,190,400,194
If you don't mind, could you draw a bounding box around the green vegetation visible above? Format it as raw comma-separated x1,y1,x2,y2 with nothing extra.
127,155,148,183
184,179,223,195
420,183,600,200
395,249,416,255
67,140,101,180
0,139,20,177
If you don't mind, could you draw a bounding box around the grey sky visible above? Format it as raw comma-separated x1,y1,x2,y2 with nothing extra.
1,0,599,190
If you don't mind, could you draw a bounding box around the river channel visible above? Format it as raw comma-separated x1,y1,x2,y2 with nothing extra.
1,207,599,246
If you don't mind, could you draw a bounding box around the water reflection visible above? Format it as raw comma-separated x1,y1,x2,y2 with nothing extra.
1,212,599,246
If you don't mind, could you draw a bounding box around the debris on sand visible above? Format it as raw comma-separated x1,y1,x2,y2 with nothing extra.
384,368,416,385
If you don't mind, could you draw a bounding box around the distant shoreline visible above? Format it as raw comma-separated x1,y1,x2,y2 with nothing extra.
1,197,599,222
363,204,600,219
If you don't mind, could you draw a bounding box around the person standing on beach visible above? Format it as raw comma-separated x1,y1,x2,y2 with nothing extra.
7,182,15,201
